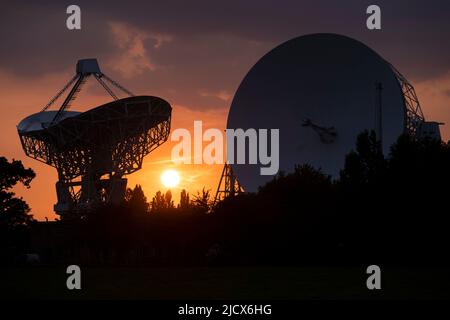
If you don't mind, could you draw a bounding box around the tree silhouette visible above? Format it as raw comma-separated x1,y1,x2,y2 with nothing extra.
340,130,386,189
150,191,165,212
165,190,175,209
388,134,450,187
192,188,212,213
150,190,175,213
178,189,190,210
0,156,35,230
124,184,149,214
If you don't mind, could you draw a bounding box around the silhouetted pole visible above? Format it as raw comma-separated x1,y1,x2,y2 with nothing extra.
375,82,383,151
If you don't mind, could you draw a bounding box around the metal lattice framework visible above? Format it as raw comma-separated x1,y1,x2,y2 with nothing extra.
389,64,426,136
213,163,244,206
17,59,171,217
20,98,171,180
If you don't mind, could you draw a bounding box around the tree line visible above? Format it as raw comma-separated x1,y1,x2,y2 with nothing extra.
1,131,450,266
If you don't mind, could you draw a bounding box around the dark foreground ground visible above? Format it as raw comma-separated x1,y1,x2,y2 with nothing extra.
1,266,449,300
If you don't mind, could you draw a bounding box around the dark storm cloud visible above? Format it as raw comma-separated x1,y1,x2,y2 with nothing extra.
0,2,119,76
0,0,449,103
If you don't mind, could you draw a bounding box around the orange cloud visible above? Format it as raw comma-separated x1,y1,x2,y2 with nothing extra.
108,21,173,77
199,89,232,102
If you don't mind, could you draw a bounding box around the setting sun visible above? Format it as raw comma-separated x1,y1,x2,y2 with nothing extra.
161,169,180,188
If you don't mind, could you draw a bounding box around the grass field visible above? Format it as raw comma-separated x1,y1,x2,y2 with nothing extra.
1,266,449,300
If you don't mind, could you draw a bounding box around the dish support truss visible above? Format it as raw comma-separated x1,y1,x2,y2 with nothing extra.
40,61,134,127
213,163,244,206
390,64,426,136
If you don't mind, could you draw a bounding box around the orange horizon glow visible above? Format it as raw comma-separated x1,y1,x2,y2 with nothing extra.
2,68,450,221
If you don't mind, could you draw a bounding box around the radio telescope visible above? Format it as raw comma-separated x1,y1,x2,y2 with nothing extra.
17,59,171,218
226,33,440,192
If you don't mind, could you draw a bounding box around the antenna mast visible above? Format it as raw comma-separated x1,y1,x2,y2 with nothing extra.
375,82,383,150
47,59,134,125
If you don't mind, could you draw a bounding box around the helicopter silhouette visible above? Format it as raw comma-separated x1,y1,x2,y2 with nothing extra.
302,118,338,144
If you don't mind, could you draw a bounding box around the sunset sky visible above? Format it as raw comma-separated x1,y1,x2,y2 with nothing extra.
1,1,450,220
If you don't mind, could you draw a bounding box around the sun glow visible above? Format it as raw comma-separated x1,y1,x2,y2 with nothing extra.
161,169,180,188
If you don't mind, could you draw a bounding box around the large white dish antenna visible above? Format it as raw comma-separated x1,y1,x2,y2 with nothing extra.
227,33,405,191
